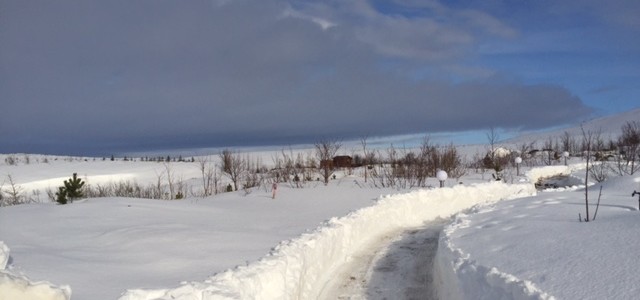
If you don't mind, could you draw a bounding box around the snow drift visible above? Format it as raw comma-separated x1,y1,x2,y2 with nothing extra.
433,165,584,300
120,180,536,300
0,241,71,300
434,214,556,300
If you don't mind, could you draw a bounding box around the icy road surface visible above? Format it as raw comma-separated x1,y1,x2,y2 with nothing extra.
318,219,447,300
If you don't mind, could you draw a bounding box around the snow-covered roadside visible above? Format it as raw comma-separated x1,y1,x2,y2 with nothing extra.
0,241,71,300
434,214,556,300
433,165,579,300
437,165,640,300
120,181,536,299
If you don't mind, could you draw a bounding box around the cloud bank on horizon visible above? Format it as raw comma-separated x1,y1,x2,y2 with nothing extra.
1,0,638,155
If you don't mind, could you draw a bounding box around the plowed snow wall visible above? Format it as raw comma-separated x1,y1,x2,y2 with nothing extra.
121,181,535,300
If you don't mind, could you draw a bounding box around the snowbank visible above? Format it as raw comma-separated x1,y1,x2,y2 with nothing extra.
0,241,71,300
434,215,555,300
0,242,8,270
444,172,640,299
120,181,536,300
525,165,570,183
524,163,587,185
431,165,585,300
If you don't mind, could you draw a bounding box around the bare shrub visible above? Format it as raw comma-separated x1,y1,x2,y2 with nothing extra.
4,155,18,166
197,157,218,197
618,121,640,175
1,175,28,206
164,163,176,199
315,138,341,185
589,161,609,183
220,149,246,191
440,144,467,180
580,125,603,222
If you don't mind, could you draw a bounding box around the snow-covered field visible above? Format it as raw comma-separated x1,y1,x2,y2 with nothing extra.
440,169,640,300
0,160,403,299
1,141,640,299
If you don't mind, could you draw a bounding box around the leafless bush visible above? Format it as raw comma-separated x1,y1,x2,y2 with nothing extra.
589,161,609,183
83,180,175,200
469,151,486,175
561,131,578,155
441,144,467,180
580,125,604,222
517,141,537,167
366,139,466,189
4,155,18,166
242,157,263,192
618,121,640,175
154,170,166,198
1,175,29,206
377,146,399,188
164,163,176,199
197,157,218,197
315,138,342,185
220,149,246,191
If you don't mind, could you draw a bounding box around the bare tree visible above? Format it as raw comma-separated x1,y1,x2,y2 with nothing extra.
281,148,295,184
315,138,342,185
516,141,536,167
2,175,26,206
618,121,640,175
242,155,262,192
484,127,509,180
441,143,467,180
580,125,602,222
361,135,369,183
486,127,500,160
163,162,176,199
197,157,217,197
293,152,306,187
561,131,577,154
220,149,246,191
542,136,558,165
154,169,166,199
382,144,399,188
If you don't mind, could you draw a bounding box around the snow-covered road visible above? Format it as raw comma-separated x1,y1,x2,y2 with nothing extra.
318,219,447,300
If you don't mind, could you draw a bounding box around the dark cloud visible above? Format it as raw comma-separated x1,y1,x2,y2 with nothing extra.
0,0,594,155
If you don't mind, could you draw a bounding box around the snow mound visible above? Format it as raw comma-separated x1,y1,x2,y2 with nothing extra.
120,181,536,300
430,165,583,300
435,215,556,300
0,242,8,270
0,272,72,300
493,147,511,157
0,241,71,300
525,165,571,183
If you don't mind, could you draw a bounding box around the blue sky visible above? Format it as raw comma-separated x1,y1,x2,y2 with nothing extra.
1,0,638,155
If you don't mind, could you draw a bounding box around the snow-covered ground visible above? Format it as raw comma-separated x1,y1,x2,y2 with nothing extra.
1,149,640,299
440,168,640,300
0,241,71,300
0,176,402,299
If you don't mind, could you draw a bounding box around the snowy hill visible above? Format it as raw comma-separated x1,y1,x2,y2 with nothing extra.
505,107,640,146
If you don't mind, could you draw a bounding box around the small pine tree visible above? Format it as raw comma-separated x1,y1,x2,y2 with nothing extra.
63,173,85,201
56,187,68,205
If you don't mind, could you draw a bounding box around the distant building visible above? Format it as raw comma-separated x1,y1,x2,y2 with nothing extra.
332,156,352,168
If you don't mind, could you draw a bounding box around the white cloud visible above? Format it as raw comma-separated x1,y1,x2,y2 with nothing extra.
288,0,517,61
281,6,336,30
